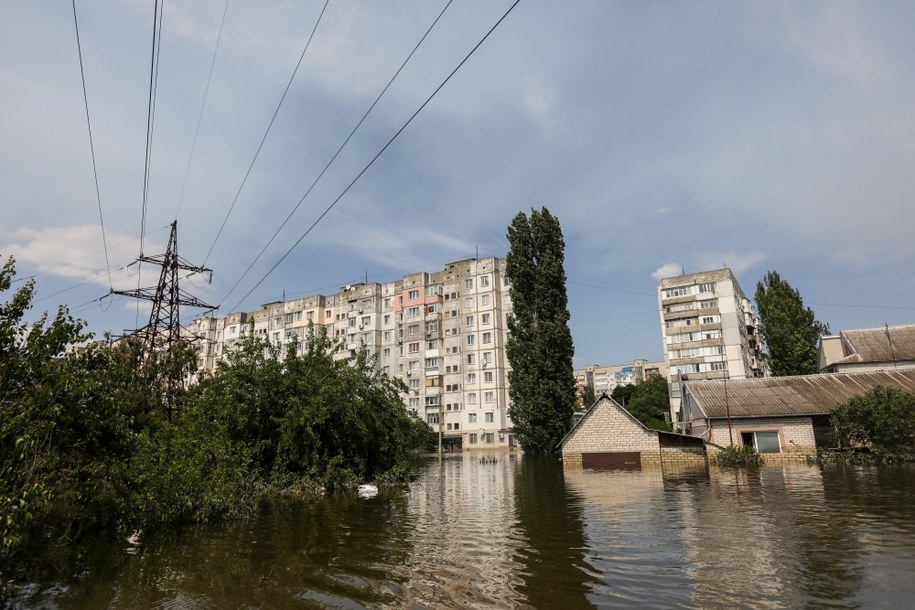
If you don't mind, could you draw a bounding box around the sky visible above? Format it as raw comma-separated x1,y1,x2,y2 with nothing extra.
2,0,915,367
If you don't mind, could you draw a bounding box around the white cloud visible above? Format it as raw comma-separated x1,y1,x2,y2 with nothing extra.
522,77,555,126
651,263,682,281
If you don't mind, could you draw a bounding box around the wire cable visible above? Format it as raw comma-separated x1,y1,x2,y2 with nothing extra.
225,0,522,314
201,0,331,267
220,0,454,309
71,0,113,293
175,0,230,222
140,0,164,256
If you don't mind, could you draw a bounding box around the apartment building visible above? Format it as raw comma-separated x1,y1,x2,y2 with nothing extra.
574,359,667,405
184,257,515,451
656,268,767,428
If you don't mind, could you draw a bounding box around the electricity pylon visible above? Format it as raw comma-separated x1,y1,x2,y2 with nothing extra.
115,220,215,351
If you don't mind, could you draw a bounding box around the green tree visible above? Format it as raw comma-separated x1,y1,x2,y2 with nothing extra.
505,208,576,453
621,376,672,431
580,384,597,408
610,382,638,408
831,386,915,460
755,270,829,376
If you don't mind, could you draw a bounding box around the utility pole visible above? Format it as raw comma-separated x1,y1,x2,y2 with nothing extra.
115,221,215,351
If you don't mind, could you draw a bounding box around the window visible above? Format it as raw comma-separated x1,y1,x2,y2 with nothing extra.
465,315,475,327
229,325,237,335
285,313,293,323
665,302,693,314
348,318,356,328
482,332,492,344
453,422,460,430
425,357,438,369
383,330,392,341
481,294,491,307
698,282,716,294
484,393,494,405
426,340,437,350
408,360,419,371
465,278,474,290
701,315,718,324
383,348,391,358
664,286,690,298
361,316,371,326
383,314,391,324
306,311,314,321
467,353,476,365
485,433,494,444
481,313,491,325
427,284,441,296
483,352,492,364
409,289,420,300
408,306,420,317
464,297,474,309
469,413,477,424
362,298,372,309
408,324,419,335
741,430,781,453
426,320,439,333
484,371,493,383
710,361,727,371
468,392,477,404
700,299,717,309
409,378,420,390
425,395,440,406
467,372,476,385
466,335,475,346
408,342,420,353
427,413,439,424
480,276,490,287
409,397,420,408
469,433,478,445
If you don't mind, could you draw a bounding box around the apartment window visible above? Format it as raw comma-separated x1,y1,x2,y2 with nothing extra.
408,324,419,336
483,352,492,364
325,310,332,319
384,297,393,308
469,413,477,424
700,299,717,309
485,433,494,444
466,334,475,346
427,413,439,424
426,321,439,333
426,340,437,350
383,348,391,358
469,433,478,445
701,316,718,324
484,371,493,383
361,316,371,326
467,353,476,365
409,397,420,408
408,342,420,354
383,314,391,324
427,284,441,296
664,286,690,298
481,294,491,307
229,325,237,335
464,297,474,309
465,278,474,290
480,276,490,287
306,311,314,321
409,378,421,390
698,282,716,294
408,360,418,371
453,422,460,430
468,392,477,404
710,361,727,371
465,315,475,327
481,313,491,325
408,306,420,317
425,358,438,369
284,313,293,323
348,318,356,328
425,395,440,407
409,289,420,300
482,332,492,344
484,393,494,405
383,331,392,342
467,372,477,385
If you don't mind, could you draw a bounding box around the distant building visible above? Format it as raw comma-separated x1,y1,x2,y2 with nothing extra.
656,268,767,429
819,323,915,373
184,257,515,451
573,359,667,405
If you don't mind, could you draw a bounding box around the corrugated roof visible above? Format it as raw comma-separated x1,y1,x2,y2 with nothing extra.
686,368,915,418
842,324,915,362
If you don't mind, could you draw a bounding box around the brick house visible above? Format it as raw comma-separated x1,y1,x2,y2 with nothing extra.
680,368,915,463
559,395,706,471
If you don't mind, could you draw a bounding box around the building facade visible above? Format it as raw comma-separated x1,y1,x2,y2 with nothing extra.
185,257,515,450
573,359,667,405
656,268,767,429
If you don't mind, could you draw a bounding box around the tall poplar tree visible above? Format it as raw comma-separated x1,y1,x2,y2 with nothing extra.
755,270,830,376
505,208,577,453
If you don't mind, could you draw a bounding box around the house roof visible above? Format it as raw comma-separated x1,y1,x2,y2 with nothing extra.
557,393,649,448
841,324,915,363
685,368,915,419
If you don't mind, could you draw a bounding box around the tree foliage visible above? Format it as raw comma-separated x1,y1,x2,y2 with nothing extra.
755,270,829,376
831,386,915,460
619,376,672,431
505,208,577,453
580,384,597,408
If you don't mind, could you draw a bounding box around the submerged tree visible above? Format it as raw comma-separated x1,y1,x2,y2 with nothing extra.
505,208,577,453
831,386,915,460
755,270,829,376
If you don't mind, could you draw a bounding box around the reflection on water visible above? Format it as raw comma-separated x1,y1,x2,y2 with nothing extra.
10,456,915,609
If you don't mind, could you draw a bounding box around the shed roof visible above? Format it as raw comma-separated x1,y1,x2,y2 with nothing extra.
686,368,915,419
841,324,915,362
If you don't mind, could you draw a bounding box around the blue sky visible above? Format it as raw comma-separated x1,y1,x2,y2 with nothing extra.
2,0,914,366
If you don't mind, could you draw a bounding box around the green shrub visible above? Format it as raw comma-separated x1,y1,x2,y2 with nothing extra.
713,444,764,467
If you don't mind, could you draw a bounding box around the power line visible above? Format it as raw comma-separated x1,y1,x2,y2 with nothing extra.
220,0,455,306
201,0,332,268
225,0,523,314
140,0,164,256
71,0,112,293
175,0,230,222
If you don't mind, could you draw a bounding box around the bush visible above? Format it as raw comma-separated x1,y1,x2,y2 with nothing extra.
831,386,915,461
712,444,764,467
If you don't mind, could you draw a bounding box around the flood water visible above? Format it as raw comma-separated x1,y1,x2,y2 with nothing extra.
11,454,915,609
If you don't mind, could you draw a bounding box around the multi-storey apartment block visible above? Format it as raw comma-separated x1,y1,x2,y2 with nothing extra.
185,257,515,451
574,359,667,405
656,268,767,429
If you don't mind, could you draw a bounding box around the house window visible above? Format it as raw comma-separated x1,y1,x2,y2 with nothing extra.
427,340,437,350
741,430,781,453
409,289,420,300
468,392,477,404
481,313,491,325
483,352,492,364
701,316,718,324
467,353,476,365
664,286,690,298
383,348,391,358
469,433,478,445
408,360,418,371
408,324,419,336
469,413,477,424
700,299,717,309
465,278,474,290
467,372,476,385
361,316,371,326
383,331,392,342
427,413,439,424
484,371,493,383
467,335,475,346
480,276,490,288
698,282,716,294
409,397,420,408
485,433,494,444
408,342,420,353
425,358,438,369
481,294,491,306
408,306,420,317
484,392,494,404
454,422,460,430
482,332,492,344
465,315,474,327
306,311,314,321
409,378,420,390
425,395,440,406
464,297,474,309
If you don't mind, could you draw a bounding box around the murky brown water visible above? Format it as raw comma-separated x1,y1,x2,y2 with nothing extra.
11,454,915,608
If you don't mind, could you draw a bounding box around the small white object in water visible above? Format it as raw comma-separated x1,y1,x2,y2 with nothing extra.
357,484,378,498
126,530,142,546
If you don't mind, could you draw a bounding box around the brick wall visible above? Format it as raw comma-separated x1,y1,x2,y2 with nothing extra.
561,397,659,456
707,416,816,463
